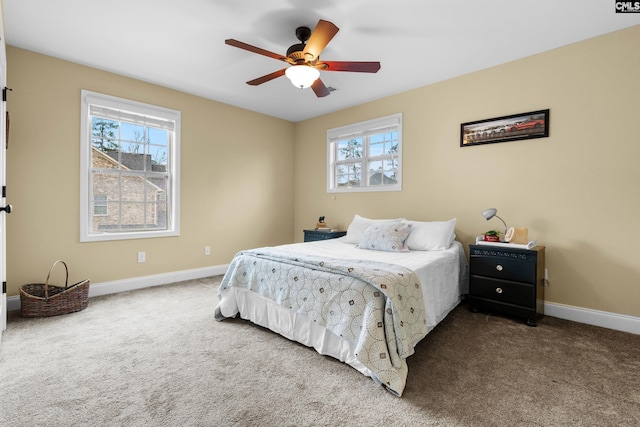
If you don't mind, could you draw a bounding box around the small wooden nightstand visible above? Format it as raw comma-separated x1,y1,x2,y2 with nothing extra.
468,244,545,326
303,229,347,242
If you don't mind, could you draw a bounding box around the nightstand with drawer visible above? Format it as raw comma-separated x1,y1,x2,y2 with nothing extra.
303,229,347,242
468,244,545,326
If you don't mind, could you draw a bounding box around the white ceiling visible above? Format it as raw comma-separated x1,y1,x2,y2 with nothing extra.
3,1,639,122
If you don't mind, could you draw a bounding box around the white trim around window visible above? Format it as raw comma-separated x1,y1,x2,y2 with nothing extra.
326,113,402,193
80,90,181,242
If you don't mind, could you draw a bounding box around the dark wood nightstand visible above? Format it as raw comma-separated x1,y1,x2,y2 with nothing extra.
303,229,347,242
467,244,545,326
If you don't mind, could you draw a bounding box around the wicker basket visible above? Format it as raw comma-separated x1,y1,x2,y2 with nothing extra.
20,260,90,317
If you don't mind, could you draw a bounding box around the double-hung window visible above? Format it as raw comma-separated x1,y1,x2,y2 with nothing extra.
327,113,402,193
80,90,180,242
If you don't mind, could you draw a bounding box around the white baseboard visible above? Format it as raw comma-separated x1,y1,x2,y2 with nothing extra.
7,269,638,335
7,264,229,312
544,301,639,335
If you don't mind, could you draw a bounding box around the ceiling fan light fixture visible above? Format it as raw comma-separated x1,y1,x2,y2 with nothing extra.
285,65,320,89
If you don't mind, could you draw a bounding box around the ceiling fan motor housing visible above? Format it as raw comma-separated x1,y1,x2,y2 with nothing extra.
286,43,306,59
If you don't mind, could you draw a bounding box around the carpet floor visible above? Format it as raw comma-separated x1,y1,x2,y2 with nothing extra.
1,276,638,426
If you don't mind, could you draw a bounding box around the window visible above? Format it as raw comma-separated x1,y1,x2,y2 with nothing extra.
327,113,402,193
93,194,108,216
80,90,180,242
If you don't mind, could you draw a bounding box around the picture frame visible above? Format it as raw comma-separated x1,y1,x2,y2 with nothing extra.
460,109,549,147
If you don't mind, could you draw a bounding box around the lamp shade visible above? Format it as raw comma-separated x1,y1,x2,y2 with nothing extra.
285,65,320,89
482,208,497,220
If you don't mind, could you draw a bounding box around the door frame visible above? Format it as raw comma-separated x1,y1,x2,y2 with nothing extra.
0,5,8,339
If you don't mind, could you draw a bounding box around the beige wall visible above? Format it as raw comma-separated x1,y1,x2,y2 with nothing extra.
294,25,640,318
6,25,639,320
5,46,294,295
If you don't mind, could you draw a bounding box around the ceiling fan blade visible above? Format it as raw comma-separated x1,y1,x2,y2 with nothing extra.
303,20,339,61
311,78,331,98
321,61,381,73
246,68,287,86
225,39,287,62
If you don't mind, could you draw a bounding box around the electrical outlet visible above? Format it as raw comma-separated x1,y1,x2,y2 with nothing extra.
137,251,146,263
204,246,211,256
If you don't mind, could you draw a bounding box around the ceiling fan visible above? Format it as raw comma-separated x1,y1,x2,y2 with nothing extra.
225,19,381,97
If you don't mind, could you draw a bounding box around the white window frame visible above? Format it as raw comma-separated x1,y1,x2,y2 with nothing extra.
327,113,402,193
80,90,181,242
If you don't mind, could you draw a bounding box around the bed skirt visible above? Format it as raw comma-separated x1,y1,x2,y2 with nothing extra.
216,287,372,378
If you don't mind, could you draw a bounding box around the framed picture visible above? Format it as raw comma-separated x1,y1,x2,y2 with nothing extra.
460,109,549,147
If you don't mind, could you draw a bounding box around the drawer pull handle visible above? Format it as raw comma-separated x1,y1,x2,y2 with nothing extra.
496,264,504,272
495,287,503,294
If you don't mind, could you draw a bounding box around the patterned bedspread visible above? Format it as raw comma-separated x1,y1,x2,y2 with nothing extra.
215,247,428,396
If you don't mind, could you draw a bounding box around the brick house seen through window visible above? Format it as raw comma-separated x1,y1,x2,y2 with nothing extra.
91,148,166,232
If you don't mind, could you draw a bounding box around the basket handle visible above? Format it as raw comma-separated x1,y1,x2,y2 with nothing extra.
44,260,69,300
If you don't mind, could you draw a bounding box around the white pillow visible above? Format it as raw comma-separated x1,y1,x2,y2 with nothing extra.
358,222,411,252
403,218,457,251
342,214,404,244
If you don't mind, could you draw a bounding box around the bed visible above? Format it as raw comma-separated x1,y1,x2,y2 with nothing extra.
214,215,469,396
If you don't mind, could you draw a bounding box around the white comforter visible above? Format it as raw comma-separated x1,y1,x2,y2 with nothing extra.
276,238,469,332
